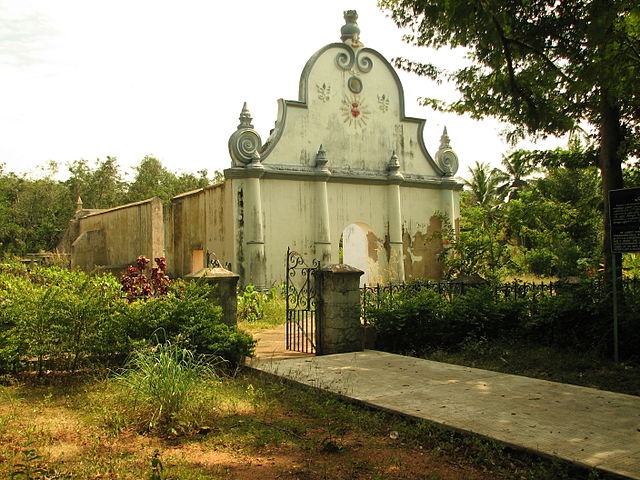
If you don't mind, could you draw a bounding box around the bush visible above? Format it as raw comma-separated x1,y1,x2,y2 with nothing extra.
525,282,608,351
115,341,217,431
0,262,126,374
0,262,255,374
126,281,255,365
237,284,286,329
237,285,267,323
368,288,450,354
365,279,639,360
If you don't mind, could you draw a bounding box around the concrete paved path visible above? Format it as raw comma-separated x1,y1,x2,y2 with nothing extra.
247,330,640,479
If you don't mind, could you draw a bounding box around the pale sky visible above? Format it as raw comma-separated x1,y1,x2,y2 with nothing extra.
0,0,564,180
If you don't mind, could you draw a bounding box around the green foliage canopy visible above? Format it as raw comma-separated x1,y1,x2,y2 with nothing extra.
440,146,602,279
381,0,640,271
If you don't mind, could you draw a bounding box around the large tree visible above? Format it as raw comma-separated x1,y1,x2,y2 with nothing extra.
381,0,640,275
465,160,501,207
125,155,212,203
65,156,127,209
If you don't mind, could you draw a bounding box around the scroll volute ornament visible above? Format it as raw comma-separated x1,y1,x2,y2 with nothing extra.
435,127,459,176
229,102,263,168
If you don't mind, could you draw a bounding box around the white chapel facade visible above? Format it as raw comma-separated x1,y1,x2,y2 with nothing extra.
60,11,462,287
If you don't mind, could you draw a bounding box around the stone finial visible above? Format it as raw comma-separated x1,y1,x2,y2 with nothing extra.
435,126,459,177
439,126,451,150
238,102,254,130
75,195,83,212
315,144,329,171
229,102,263,167
387,151,403,180
341,10,362,46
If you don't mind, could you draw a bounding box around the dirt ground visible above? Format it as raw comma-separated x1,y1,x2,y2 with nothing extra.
0,376,513,480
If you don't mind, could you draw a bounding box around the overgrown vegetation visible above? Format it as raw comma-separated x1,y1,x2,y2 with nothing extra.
0,261,255,375
237,284,286,331
437,146,609,281
364,280,640,394
115,341,218,432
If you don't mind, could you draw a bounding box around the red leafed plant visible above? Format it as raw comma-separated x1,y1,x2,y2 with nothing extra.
120,255,171,301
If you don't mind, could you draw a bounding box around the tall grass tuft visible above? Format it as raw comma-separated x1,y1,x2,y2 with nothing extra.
116,341,217,431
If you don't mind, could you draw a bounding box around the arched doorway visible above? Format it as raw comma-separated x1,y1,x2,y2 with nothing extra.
340,223,381,287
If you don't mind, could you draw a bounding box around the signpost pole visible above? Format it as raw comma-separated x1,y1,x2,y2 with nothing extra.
611,255,619,363
608,186,640,363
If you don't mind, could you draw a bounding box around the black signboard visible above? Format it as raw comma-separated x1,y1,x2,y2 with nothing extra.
610,187,640,253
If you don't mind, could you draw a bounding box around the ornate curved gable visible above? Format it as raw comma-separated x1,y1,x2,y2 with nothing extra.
228,11,459,181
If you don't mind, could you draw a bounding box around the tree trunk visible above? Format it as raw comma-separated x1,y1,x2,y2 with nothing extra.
598,90,624,281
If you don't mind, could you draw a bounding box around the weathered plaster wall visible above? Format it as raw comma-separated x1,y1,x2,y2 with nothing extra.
165,183,233,277
73,198,163,270
400,187,455,280
234,176,458,286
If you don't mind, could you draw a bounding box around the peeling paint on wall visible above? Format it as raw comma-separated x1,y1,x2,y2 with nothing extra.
366,230,379,262
402,215,444,280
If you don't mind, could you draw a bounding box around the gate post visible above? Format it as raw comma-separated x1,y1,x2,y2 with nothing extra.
317,264,364,355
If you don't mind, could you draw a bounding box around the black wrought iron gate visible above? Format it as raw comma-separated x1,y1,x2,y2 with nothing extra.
285,248,320,354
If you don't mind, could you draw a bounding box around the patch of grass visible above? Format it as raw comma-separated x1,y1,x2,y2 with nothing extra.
0,369,622,480
114,342,220,432
426,340,640,396
237,291,286,332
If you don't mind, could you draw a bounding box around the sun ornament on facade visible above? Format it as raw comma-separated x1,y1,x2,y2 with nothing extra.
340,95,370,128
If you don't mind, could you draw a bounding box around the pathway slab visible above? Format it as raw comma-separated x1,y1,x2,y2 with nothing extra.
251,350,640,479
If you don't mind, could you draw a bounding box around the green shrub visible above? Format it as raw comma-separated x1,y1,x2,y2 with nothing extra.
526,282,608,351
127,281,255,365
366,278,640,360
0,262,255,374
237,285,267,323
0,263,127,374
115,341,217,430
368,288,450,353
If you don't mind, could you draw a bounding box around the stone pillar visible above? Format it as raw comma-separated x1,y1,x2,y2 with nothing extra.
227,103,267,289
387,153,405,282
185,267,240,326
244,164,267,289
314,145,332,264
440,188,457,231
317,264,364,355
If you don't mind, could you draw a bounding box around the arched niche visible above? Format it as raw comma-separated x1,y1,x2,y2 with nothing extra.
340,222,382,287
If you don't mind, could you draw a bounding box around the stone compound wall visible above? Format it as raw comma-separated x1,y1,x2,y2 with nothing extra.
164,183,233,278
71,198,163,271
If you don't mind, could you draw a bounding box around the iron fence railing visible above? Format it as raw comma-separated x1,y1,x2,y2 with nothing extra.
360,278,640,325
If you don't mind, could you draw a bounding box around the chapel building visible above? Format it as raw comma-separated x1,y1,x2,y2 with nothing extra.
58,11,463,287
